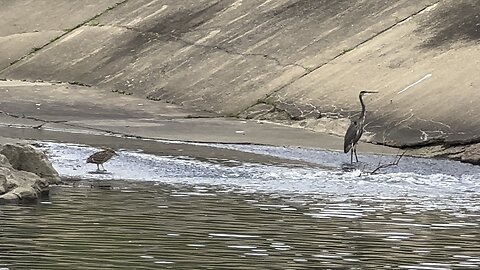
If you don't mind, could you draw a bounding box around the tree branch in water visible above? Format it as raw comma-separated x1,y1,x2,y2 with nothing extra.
365,150,407,175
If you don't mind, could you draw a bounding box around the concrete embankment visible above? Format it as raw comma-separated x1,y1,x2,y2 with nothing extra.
0,0,479,164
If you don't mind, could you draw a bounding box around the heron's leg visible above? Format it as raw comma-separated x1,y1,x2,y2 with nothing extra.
101,164,106,171
350,149,354,164
354,147,359,162
96,164,100,171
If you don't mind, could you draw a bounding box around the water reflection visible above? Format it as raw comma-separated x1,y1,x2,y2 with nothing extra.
1,181,479,269
1,142,479,269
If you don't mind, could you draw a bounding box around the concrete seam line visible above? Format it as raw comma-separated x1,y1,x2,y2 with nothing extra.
0,0,131,74
93,22,311,72
242,1,442,114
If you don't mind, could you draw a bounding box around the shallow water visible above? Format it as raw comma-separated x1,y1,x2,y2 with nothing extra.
1,142,479,269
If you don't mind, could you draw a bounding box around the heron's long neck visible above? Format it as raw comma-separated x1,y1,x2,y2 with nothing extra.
359,94,366,119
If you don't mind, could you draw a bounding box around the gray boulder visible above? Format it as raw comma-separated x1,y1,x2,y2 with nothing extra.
460,143,480,165
0,143,60,183
0,143,59,203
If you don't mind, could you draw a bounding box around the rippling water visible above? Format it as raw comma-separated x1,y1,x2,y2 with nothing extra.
1,142,479,269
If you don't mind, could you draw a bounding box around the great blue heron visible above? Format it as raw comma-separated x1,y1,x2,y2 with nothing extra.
87,148,117,171
344,90,378,163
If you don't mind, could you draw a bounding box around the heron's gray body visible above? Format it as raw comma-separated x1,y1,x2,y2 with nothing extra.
343,91,377,163
344,115,365,154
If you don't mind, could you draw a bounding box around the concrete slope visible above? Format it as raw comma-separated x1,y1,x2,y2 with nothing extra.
258,1,480,147
0,0,125,70
2,0,437,113
1,0,479,162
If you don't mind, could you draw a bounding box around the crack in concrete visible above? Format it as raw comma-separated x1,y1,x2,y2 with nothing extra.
249,100,296,120
0,31,63,39
414,116,453,131
0,107,218,132
303,103,322,118
97,23,310,72
0,111,262,147
379,110,460,147
0,110,68,127
0,0,130,74
170,34,311,71
377,111,454,146
242,1,441,117
249,97,321,121
418,129,445,142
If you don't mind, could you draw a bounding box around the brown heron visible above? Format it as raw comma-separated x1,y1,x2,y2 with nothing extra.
86,148,117,171
344,90,378,163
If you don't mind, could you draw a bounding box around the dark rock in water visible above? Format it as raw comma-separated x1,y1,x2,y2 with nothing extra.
460,143,480,165
0,168,50,203
0,143,60,203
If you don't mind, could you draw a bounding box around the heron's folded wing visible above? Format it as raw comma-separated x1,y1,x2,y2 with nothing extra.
343,122,358,153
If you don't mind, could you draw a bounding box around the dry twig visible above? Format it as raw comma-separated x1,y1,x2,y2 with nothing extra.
364,150,407,175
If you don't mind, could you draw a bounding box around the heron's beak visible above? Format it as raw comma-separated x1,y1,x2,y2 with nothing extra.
364,90,378,96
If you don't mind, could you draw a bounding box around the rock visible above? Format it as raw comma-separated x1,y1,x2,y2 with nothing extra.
0,143,59,203
0,143,60,183
240,103,275,119
0,154,12,167
0,164,49,203
460,143,480,165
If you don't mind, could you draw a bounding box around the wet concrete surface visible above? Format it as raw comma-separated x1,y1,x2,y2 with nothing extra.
0,80,396,155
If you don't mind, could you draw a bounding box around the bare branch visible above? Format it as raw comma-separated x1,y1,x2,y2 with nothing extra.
368,150,407,174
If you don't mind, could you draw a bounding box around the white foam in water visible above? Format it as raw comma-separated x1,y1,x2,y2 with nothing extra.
209,233,260,239
140,255,154,259
40,142,480,210
244,252,269,256
186,244,205,247
228,245,257,249
154,261,174,264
